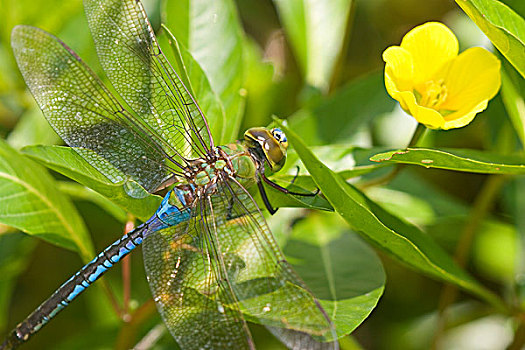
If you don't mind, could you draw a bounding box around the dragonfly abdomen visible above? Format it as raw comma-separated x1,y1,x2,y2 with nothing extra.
151,188,193,230
0,223,150,350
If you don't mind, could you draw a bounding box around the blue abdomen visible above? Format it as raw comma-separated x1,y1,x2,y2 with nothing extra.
149,188,192,231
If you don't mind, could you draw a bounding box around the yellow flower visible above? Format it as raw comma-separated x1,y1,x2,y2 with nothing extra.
383,22,501,130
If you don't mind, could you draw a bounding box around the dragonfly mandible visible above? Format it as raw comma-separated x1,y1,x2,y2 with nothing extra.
2,0,337,349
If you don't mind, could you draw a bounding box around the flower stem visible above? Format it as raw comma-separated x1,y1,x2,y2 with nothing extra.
408,123,427,147
360,123,426,189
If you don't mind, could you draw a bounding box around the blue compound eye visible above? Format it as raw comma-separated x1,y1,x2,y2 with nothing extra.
272,128,287,144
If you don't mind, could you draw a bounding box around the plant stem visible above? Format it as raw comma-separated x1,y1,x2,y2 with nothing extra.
408,123,427,147
115,299,158,350
508,315,525,350
100,278,123,318
122,214,135,319
431,174,507,349
360,123,426,189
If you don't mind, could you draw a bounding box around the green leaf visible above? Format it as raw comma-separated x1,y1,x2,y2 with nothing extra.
500,66,525,148
23,145,160,221
276,118,505,310
456,0,525,78
366,187,436,226
159,26,226,143
282,145,388,175
7,106,60,149
258,182,333,212
0,140,93,260
289,72,395,145
57,182,127,223
261,144,388,211
164,0,246,142
271,145,388,195
273,0,354,91
285,212,385,337
241,38,277,130
371,148,525,174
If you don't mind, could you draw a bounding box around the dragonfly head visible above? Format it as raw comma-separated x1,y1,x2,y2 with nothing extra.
244,127,288,172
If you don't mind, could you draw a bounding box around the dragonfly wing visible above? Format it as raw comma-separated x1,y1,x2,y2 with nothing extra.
11,25,175,192
268,327,337,350
84,0,213,163
204,178,338,349
142,211,254,350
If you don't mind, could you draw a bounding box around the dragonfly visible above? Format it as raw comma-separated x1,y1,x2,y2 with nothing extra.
2,0,337,349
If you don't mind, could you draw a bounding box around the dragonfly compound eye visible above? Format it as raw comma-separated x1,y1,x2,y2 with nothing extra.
271,128,288,150
244,127,287,172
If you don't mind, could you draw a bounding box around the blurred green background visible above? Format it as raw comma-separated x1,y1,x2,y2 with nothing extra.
1,0,524,349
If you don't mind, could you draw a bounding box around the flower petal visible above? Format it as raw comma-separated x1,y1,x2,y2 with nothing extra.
440,47,501,111
442,99,489,130
395,90,445,129
383,46,414,96
400,22,458,84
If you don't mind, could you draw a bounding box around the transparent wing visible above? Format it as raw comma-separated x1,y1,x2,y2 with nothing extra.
11,25,176,192
84,0,213,163
142,210,254,350
143,178,336,349
207,178,337,349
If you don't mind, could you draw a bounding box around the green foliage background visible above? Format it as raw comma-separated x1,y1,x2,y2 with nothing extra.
0,0,524,349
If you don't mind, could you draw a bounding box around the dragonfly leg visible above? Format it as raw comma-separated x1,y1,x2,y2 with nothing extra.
291,166,300,184
257,179,277,215
260,173,320,197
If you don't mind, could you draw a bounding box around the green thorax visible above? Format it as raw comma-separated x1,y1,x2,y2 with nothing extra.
219,141,258,187
187,127,288,190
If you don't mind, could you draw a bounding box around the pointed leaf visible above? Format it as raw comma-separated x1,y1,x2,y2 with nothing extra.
23,145,160,221
276,119,505,310
500,67,525,148
284,212,385,337
456,0,525,78
0,140,93,260
273,0,353,91
159,26,226,143
164,0,246,142
371,148,525,174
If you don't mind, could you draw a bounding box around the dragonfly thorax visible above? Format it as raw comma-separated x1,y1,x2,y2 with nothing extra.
183,154,232,189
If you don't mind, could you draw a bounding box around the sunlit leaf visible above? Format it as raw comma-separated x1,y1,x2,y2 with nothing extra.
276,118,504,309
23,145,160,221
456,0,525,78
273,0,354,91
164,0,246,142
0,140,93,260
285,212,385,337
241,38,277,130
371,148,525,174
273,144,388,191
7,106,60,149
500,66,525,148
159,26,226,143
366,187,436,226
